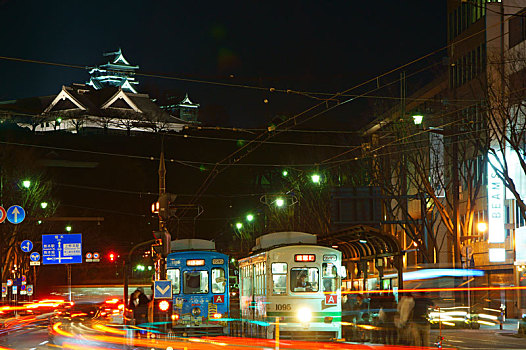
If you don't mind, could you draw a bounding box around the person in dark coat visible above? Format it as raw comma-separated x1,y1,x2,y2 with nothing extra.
135,288,150,327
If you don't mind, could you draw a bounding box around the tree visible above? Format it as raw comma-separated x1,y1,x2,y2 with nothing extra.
0,146,56,282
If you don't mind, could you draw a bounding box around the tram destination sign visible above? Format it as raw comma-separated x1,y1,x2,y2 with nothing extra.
42,234,82,265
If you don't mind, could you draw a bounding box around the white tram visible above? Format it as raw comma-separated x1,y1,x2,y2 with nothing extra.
239,232,344,341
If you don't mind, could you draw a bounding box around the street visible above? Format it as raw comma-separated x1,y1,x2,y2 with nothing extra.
435,329,526,350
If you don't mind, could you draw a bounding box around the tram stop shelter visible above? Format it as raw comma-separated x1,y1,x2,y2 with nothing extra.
319,225,403,290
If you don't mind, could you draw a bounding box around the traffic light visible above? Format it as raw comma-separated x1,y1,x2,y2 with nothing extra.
153,230,171,257
108,252,116,262
158,193,177,220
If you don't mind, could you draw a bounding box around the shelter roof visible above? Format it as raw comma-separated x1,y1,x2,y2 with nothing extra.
319,225,401,261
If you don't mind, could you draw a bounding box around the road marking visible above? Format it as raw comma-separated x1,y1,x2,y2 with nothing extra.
39,340,48,345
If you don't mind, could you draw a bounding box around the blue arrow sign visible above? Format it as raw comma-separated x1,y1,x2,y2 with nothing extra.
42,234,82,265
21,240,33,253
6,205,25,224
154,280,172,299
30,252,40,262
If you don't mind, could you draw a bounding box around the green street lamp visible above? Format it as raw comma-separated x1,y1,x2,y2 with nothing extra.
22,180,31,189
311,174,321,184
412,114,424,125
275,198,285,207
65,226,72,232
40,202,48,209
236,222,243,230
246,214,254,222
282,170,289,177
56,117,62,124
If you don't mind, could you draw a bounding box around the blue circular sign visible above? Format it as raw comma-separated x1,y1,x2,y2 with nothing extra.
7,205,25,224
21,240,33,253
30,252,40,262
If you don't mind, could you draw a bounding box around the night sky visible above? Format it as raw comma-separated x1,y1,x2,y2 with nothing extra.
0,0,446,128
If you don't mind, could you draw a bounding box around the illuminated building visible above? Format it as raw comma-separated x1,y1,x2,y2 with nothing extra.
87,48,139,93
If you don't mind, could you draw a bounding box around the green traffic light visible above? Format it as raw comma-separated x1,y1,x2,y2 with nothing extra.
412,114,424,125
22,180,31,189
246,214,254,222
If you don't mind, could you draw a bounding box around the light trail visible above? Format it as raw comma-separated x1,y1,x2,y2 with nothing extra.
342,285,526,294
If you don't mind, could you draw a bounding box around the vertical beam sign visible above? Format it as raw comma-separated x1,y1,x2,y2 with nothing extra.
488,152,505,243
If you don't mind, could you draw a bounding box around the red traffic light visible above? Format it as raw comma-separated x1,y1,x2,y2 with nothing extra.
109,252,115,262
159,300,170,312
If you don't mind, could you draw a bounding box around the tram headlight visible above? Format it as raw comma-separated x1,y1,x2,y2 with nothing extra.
297,307,312,323
192,307,201,316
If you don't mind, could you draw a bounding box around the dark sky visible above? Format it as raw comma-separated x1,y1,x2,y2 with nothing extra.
0,0,446,128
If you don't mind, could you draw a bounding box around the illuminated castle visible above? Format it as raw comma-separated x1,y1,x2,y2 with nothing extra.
87,48,139,93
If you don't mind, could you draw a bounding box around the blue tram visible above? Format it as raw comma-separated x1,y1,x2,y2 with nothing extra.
165,239,230,336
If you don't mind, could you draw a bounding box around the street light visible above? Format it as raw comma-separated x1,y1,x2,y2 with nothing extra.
282,170,289,177
40,202,48,209
65,225,72,232
412,114,424,125
275,198,285,207
22,180,31,189
235,222,243,230
477,222,488,233
311,174,321,184
246,214,254,222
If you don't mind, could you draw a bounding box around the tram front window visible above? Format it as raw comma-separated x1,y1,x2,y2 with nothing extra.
322,263,339,292
184,270,209,294
167,268,181,294
272,262,287,295
212,268,226,293
290,267,319,292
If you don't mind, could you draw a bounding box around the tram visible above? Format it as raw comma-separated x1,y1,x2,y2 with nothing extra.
165,239,230,336
239,232,344,341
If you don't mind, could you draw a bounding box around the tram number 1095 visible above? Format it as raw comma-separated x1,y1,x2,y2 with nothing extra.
275,304,292,311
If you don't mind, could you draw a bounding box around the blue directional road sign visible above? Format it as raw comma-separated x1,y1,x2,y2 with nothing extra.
30,252,40,262
7,205,25,224
42,234,82,265
154,280,172,299
21,240,33,253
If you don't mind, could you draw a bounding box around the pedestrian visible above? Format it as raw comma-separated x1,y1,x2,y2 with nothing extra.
379,291,397,344
135,288,150,326
128,289,141,325
411,292,434,347
397,292,415,345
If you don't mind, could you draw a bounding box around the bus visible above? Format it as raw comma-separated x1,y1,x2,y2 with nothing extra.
239,232,344,341
165,239,230,336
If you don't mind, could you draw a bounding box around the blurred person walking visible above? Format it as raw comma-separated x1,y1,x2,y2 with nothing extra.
411,292,434,347
397,292,415,345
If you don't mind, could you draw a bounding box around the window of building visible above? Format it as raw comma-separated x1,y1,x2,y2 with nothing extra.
211,268,226,294
290,267,319,293
167,268,180,294
509,9,526,48
183,270,209,294
272,262,287,295
322,263,339,292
